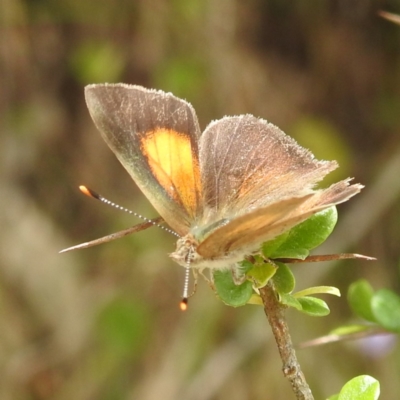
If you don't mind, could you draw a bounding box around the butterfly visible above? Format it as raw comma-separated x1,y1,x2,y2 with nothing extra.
64,84,363,305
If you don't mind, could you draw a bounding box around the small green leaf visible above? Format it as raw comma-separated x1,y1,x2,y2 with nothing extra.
239,259,256,273
247,293,263,305
297,296,330,316
262,231,290,257
348,280,376,322
214,270,253,307
330,324,371,336
338,375,380,400
270,243,309,260
279,293,303,310
273,262,296,294
246,261,277,288
265,206,338,259
371,289,400,332
294,286,340,298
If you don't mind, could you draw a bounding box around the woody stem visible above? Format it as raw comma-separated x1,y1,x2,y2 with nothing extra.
259,282,314,400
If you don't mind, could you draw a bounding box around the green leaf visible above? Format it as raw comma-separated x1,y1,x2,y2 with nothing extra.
240,259,256,274
337,375,380,400
247,293,263,306
371,289,400,332
348,280,376,322
246,261,277,288
272,262,296,294
297,296,330,316
265,206,338,259
214,270,253,307
279,293,303,310
294,286,340,298
330,324,371,336
262,231,290,257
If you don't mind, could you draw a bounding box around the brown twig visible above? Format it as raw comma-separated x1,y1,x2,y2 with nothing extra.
259,282,314,400
275,253,375,264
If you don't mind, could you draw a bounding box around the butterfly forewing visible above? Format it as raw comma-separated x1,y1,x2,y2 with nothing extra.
85,84,203,235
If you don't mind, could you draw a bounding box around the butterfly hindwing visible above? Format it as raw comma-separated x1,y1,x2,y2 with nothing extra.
197,179,363,259
199,115,337,217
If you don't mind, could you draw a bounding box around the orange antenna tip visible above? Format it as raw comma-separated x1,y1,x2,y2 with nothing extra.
180,298,188,311
79,185,99,199
79,185,91,195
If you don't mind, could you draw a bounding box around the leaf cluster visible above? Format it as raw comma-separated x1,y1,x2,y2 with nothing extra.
214,207,340,317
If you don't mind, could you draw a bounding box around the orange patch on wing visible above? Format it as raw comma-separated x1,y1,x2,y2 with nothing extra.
140,128,201,216
237,170,273,196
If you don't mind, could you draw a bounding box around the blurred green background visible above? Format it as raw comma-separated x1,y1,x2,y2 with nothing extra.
1,1,400,399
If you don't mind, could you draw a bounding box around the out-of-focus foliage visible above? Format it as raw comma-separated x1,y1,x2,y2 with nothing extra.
328,375,380,400
1,1,400,399
348,279,400,333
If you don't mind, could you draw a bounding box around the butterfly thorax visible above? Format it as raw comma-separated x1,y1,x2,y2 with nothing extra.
169,233,248,271
169,216,231,268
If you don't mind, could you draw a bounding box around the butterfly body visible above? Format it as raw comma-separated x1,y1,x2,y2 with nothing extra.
84,84,362,273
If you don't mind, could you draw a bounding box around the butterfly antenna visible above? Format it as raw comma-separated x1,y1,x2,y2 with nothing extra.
179,246,198,311
180,267,190,311
79,185,179,237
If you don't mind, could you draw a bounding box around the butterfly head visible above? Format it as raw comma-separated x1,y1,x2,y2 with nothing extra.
169,235,198,268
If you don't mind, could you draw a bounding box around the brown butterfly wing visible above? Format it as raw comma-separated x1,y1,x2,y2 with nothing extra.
198,179,363,259
199,115,337,218
85,84,202,236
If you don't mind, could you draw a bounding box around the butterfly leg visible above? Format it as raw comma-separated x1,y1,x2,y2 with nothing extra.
185,269,198,298
198,268,216,291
